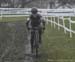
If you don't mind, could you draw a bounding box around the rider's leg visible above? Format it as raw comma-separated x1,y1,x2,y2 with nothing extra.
31,31,35,53
39,30,42,44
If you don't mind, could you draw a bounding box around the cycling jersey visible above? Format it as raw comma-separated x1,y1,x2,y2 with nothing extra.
30,14,41,27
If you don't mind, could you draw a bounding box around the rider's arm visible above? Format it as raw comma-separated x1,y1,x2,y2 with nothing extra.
26,18,30,30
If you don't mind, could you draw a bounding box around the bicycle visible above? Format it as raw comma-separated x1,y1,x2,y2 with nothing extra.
30,27,40,58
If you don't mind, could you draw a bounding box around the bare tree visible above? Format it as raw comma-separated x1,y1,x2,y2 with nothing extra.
56,0,72,9
49,0,55,9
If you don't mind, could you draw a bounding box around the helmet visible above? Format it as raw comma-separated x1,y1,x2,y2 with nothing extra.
31,7,38,14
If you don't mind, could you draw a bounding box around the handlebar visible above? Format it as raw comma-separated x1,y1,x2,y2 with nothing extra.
30,27,40,30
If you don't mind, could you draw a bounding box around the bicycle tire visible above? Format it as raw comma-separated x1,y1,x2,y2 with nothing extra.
35,46,38,58
34,30,39,58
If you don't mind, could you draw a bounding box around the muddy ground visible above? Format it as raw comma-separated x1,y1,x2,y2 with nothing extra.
0,21,33,62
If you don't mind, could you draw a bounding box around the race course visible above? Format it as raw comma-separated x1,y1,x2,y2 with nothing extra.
0,16,75,62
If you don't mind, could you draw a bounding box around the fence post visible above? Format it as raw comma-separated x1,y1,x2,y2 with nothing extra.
58,16,60,30
69,17,72,38
53,16,56,28
51,16,52,27
62,16,66,34
46,16,49,24
1,10,2,20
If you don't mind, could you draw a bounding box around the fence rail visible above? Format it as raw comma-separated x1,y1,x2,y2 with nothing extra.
0,8,75,16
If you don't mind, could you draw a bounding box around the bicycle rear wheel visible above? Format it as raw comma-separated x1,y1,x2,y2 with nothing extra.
34,30,39,58
35,46,39,58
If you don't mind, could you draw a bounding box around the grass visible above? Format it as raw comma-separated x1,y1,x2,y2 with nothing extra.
0,16,27,22
39,17,75,62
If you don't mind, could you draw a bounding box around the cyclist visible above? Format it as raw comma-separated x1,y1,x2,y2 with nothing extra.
26,7,45,53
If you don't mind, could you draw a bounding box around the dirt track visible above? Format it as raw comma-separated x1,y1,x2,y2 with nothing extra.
0,21,33,62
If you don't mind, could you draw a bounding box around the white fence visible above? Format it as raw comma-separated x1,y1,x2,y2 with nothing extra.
46,16,75,38
0,8,75,37
0,8,75,16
